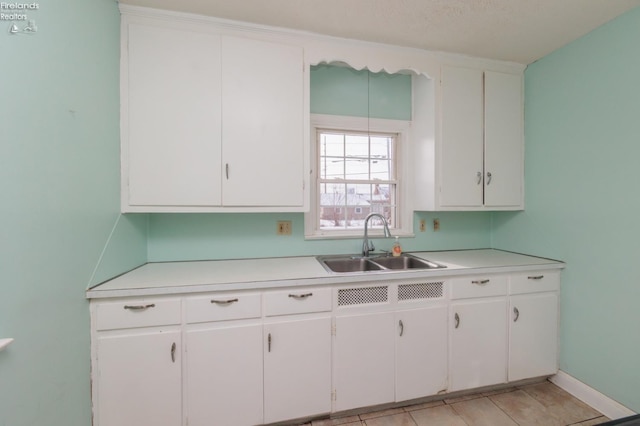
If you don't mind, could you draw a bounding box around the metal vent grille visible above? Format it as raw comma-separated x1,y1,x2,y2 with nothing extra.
398,282,444,301
338,286,388,306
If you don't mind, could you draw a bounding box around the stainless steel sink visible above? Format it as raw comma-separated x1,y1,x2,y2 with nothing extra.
317,254,446,273
371,255,444,270
319,256,383,273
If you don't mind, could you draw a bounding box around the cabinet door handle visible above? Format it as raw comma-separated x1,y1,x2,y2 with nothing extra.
513,307,520,322
211,298,239,305
471,279,490,285
288,293,313,299
476,171,482,185
123,304,155,311
267,333,272,353
399,320,404,337
170,342,176,363
454,313,460,329
225,163,229,179
528,275,544,280
486,172,492,185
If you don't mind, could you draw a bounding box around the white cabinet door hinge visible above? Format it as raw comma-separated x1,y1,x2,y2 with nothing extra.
331,323,336,336
331,389,337,401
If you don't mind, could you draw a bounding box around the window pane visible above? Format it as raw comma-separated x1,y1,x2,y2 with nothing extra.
370,159,391,180
344,134,369,158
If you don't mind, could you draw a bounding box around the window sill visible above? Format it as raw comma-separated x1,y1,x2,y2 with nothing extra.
304,231,415,241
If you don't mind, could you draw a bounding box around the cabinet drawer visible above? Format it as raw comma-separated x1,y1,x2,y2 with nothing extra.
510,271,560,295
265,288,331,316
95,298,181,331
450,275,508,299
186,293,261,323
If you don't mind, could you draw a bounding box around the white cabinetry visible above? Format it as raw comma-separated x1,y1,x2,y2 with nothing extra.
90,265,561,425
185,293,263,426
509,272,560,381
121,13,306,212
449,275,508,391
438,65,523,210
93,298,182,426
334,311,396,412
263,289,332,423
333,280,448,411
395,305,448,401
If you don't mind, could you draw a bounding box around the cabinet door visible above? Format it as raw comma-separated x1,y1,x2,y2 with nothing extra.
334,312,395,412
509,293,559,381
396,306,448,401
125,23,222,207
440,66,484,207
450,298,507,391
186,324,263,426
96,330,181,426
484,71,523,207
221,36,304,207
264,317,332,423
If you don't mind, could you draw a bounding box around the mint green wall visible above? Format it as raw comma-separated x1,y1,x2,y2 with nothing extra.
148,211,491,261
492,8,640,412
0,2,147,425
310,65,412,120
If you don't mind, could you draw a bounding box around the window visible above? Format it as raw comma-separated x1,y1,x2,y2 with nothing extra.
306,114,412,238
318,129,397,231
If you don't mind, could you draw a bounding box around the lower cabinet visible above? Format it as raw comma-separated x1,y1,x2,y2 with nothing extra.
264,317,332,423
396,306,448,401
90,270,560,426
449,298,508,391
186,324,264,426
334,311,396,412
96,330,182,426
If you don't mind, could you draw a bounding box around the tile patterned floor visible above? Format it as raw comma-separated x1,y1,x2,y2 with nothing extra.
298,381,609,426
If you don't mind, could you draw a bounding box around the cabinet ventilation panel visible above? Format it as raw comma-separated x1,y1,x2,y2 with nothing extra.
398,282,444,301
338,286,388,306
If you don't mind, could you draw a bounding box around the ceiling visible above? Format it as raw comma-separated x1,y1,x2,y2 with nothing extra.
120,0,640,64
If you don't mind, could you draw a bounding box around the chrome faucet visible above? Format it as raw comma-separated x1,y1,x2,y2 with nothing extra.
362,213,392,257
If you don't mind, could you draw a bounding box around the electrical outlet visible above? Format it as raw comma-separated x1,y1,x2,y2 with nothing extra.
433,219,440,231
419,219,426,232
277,220,292,235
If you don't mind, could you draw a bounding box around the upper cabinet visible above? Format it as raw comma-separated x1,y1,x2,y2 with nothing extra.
413,65,524,211
120,6,525,214
121,14,307,212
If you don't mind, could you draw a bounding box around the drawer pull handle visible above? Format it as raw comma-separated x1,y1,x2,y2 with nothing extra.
454,313,460,329
211,298,239,305
288,293,313,299
528,275,544,280
170,342,176,363
123,304,155,311
268,333,272,353
486,171,492,185
513,307,520,322
476,171,482,185
399,320,404,337
471,279,490,285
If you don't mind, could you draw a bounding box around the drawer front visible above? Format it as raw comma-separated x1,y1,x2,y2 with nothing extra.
510,271,560,295
265,288,332,316
95,298,181,331
450,275,508,299
186,293,261,323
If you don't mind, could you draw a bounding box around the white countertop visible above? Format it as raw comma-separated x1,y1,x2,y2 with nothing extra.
86,249,564,299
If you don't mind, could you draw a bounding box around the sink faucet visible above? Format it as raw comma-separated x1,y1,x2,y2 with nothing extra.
362,213,392,257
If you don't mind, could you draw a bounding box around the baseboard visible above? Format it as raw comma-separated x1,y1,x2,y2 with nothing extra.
550,371,636,420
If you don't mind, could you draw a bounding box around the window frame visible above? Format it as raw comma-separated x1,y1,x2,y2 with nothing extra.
305,114,414,239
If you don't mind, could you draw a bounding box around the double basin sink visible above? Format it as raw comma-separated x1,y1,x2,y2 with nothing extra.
317,253,446,274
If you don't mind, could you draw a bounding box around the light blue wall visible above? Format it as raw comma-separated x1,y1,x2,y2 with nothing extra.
492,7,640,412
0,1,147,425
310,65,412,120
